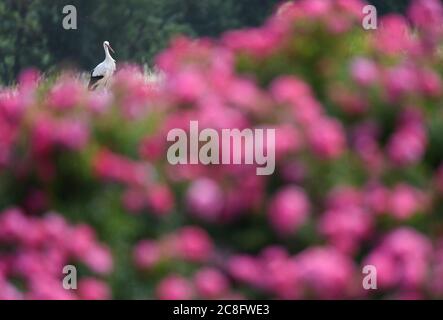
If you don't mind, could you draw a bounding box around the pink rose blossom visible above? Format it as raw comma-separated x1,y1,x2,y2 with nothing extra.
156,275,193,300
186,178,224,222
133,240,161,270
307,118,346,159
147,184,174,216
364,228,431,290
388,184,427,220
294,247,356,299
175,227,213,262
268,186,310,236
47,78,84,110
78,278,111,300
350,58,379,86
194,268,229,298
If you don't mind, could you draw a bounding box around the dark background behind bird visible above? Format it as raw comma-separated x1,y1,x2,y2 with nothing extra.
0,0,411,85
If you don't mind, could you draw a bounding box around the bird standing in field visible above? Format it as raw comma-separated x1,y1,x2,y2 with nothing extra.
88,41,116,91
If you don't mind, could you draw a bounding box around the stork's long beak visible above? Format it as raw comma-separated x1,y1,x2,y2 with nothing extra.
107,44,115,54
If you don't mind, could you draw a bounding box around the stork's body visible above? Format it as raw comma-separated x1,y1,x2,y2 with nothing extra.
88,41,116,91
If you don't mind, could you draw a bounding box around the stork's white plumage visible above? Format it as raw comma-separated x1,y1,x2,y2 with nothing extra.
88,41,116,91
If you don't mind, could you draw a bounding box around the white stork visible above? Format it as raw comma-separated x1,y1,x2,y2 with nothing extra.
88,41,116,91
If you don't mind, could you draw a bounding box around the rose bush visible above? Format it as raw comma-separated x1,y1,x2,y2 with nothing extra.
2,0,443,299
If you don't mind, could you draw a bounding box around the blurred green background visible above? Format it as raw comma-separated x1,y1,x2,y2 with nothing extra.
0,0,410,85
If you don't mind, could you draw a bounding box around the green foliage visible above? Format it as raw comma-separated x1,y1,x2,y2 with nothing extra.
0,0,411,84
0,0,52,84
0,0,280,84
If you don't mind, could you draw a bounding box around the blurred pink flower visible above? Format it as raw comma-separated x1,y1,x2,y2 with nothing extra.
0,279,23,300
408,0,443,34
78,278,111,300
319,206,373,254
387,110,427,166
186,178,224,222
364,184,390,215
19,68,40,90
352,121,383,172
0,209,113,299
133,240,161,270
385,64,419,99
194,268,229,299
47,78,84,110
168,68,207,103
350,58,379,86
93,149,152,186
139,134,167,161
388,184,427,220
55,119,90,151
85,90,112,113
274,124,302,159
280,161,306,184
0,207,31,241
326,186,362,209
307,118,346,159
294,246,356,299
82,244,114,275
68,224,96,256
175,227,213,262
226,78,266,112
260,247,299,299
270,76,312,105
156,275,194,300
227,255,263,287
268,186,310,236
222,23,286,58
31,116,58,155
419,69,442,97
27,276,76,300
122,189,147,213
364,228,431,290
147,184,174,216
376,15,412,55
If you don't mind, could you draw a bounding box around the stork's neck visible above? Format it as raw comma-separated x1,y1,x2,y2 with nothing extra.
104,46,115,62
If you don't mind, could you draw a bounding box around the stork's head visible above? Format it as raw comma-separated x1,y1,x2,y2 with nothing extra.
103,41,115,54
